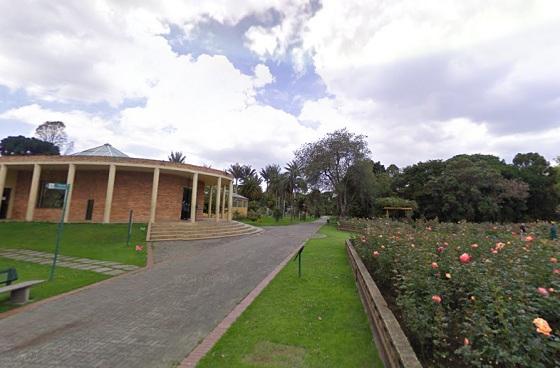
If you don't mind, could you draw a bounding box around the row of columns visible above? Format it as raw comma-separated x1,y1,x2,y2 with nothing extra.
206,179,234,221
0,163,234,224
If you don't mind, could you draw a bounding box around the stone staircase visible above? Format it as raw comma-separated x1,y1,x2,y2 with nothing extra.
148,220,262,241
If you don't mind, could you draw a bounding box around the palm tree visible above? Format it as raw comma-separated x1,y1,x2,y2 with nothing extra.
228,163,244,192
260,164,281,193
168,151,186,163
285,160,307,217
239,173,263,201
241,165,256,182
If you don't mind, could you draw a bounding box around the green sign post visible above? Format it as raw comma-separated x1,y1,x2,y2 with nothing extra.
48,183,71,281
126,210,133,246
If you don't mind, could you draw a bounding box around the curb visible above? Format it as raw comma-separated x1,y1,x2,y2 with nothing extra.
179,241,307,368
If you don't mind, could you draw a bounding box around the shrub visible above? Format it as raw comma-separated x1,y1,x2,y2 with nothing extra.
246,210,261,222
352,219,560,367
273,208,283,222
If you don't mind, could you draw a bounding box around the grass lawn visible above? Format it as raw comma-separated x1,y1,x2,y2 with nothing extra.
0,257,109,313
197,224,383,368
0,222,147,266
240,215,318,227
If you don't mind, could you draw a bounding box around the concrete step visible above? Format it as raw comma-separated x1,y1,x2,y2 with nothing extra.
150,224,250,235
151,222,243,230
150,228,261,241
149,220,261,241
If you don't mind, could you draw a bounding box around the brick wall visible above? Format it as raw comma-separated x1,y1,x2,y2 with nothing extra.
11,171,31,220
69,170,109,223
9,168,209,223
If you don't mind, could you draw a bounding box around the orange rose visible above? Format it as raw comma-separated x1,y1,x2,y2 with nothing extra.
533,318,552,336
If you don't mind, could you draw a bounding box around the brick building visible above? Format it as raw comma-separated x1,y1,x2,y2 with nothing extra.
0,144,234,224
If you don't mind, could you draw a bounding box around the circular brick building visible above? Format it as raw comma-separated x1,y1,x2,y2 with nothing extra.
0,144,234,225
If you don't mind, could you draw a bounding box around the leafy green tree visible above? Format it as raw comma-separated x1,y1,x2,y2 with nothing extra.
295,129,370,216
168,151,186,163
394,155,532,222
513,152,558,220
0,135,60,156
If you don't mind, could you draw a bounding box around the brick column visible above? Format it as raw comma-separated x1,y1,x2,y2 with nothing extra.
103,164,116,224
190,172,198,223
149,167,160,223
228,180,233,221
63,164,76,223
0,164,7,213
208,186,213,218
215,178,221,222
25,164,42,221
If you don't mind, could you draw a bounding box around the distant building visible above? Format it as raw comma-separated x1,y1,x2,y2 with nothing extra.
231,193,249,218
0,144,234,224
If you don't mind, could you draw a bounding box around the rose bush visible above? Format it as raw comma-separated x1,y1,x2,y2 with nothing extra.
350,219,560,367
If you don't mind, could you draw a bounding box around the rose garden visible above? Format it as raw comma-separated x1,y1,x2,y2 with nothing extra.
347,218,559,367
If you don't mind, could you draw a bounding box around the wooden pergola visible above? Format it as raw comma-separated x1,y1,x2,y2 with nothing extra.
383,206,414,218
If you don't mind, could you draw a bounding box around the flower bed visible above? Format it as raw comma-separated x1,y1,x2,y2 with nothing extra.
351,219,560,367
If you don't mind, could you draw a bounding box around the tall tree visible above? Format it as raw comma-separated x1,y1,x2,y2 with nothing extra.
168,151,186,163
285,160,307,217
0,136,60,156
228,163,244,192
240,165,256,182
238,173,263,201
260,164,281,193
295,129,370,216
513,152,558,220
35,121,68,149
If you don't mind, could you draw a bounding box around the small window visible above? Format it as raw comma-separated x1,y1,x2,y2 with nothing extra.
37,181,65,208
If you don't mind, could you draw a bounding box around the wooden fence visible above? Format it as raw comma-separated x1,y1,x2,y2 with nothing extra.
346,240,422,368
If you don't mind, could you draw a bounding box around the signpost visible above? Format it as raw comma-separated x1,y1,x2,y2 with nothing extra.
126,210,133,246
293,245,305,278
48,183,70,281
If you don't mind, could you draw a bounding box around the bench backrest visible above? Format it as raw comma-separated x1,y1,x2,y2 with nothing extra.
0,268,18,286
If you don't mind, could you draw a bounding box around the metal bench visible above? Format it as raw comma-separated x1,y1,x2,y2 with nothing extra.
0,268,44,305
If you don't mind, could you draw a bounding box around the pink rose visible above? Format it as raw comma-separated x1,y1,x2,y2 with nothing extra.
459,253,471,264
431,295,442,304
431,262,438,269
373,251,380,257
537,287,549,297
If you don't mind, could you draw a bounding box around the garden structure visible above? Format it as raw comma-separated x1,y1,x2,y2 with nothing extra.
0,144,258,240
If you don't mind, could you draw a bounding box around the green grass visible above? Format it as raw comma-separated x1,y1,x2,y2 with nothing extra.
240,215,318,227
0,257,109,313
0,222,147,266
197,224,383,368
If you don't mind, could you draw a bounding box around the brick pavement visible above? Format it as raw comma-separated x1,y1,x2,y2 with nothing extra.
0,249,139,276
0,220,324,367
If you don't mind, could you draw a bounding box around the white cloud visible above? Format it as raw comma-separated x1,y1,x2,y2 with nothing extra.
1,0,559,170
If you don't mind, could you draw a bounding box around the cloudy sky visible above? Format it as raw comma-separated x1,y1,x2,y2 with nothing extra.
1,1,559,170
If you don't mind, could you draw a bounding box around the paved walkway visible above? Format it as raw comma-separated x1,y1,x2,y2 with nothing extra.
0,220,325,368
0,249,140,276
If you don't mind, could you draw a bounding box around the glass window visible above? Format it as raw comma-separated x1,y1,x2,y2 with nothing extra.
37,181,65,208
